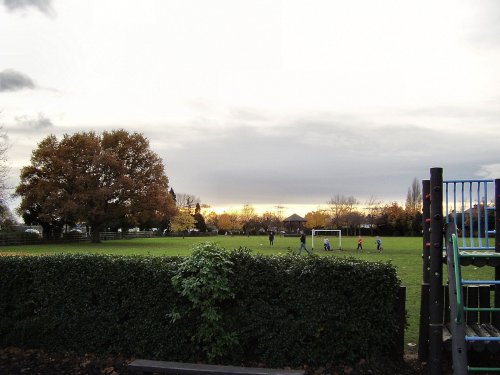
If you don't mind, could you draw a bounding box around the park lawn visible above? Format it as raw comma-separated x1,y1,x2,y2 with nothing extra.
0,235,494,354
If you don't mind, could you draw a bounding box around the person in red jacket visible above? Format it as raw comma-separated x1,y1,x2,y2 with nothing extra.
357,236,363,252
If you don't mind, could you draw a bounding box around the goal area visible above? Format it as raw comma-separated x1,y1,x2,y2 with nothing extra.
311,229,342,251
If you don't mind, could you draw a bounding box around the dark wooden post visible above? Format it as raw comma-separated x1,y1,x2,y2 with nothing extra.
396,286,407,360
429,167,444,375
418,179,431,361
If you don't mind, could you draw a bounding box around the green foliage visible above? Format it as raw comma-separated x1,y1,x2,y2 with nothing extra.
170,242,239,361
0,254,187,358
0,246,403,368
226,251,402,366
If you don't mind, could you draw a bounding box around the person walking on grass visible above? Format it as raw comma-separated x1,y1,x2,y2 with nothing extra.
376,236,383,252
357,236,363,252
299,231,310,255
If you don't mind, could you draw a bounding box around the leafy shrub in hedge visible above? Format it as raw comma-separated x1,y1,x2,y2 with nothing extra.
0,245,403,368
170,242,237,361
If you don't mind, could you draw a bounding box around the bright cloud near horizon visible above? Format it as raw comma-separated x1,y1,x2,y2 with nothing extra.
1,0,500,217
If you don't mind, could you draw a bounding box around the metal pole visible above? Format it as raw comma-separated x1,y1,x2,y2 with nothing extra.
418,179,431,361
445,223,468,375
429,167,444,375
494,179,500,327
312,229,315,252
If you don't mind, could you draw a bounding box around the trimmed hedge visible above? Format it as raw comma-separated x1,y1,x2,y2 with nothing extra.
0,249,403,368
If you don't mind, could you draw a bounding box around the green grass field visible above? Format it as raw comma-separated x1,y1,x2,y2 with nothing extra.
0,234,494,354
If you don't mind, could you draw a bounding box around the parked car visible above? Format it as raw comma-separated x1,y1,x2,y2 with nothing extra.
25,228,41,237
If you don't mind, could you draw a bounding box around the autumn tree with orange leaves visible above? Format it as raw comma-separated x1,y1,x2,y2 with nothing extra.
217,212,242,234
304,210,330,230
15,130,176,242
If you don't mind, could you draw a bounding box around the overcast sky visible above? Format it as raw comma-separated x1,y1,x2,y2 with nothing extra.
1,0,500,216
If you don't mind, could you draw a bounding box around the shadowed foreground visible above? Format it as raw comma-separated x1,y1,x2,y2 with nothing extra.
0,347,432,375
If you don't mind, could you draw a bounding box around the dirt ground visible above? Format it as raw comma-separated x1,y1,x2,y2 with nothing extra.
0,347,431,375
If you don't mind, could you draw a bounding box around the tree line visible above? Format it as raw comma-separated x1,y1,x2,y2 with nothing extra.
191,184,423,237
2,129,425,240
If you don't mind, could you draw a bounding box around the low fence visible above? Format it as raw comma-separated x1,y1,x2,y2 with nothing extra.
0,231,219,246
99,231,156,240
0,233,43,246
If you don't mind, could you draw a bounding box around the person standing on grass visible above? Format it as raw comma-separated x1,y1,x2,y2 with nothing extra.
376,236,383,252
299,231,310,255
357,236,363,252
269,231,275,246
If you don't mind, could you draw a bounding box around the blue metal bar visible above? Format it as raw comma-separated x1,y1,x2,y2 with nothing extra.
444,178,495,252
464,307,500,312
462,182,466,247
484,182,490,248
449,182,452,222
459,247,495,251
445,179,494,183
466,336,500,342
469,183,476,250
462,280,500,285
477,182,482,248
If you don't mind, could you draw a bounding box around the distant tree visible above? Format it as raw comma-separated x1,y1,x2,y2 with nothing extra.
365,195,382,235
239,204,258,234
0,125,16,231
217,212,242,234
169,187,177,203
342,196,359,234
193,202,207,232
171,211,197,237
377,202,407,236
405,177,422,214
0,125,9,201
304,210,329,229
15,130,176,242
273,205,286,221
405,178,423,236
347,210,365,236
327,194,358,234
328,194,346,229
0,200,17,232
204,211,218,232
259,211,282,232
176,193,200,214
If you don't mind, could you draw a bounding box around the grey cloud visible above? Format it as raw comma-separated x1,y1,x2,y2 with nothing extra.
158,121,413,203
15,113,53,129
0,70,36,92
145,111,500,206
2,0,52,14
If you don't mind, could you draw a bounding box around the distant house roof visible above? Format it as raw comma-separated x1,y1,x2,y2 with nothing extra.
283,213,306,222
